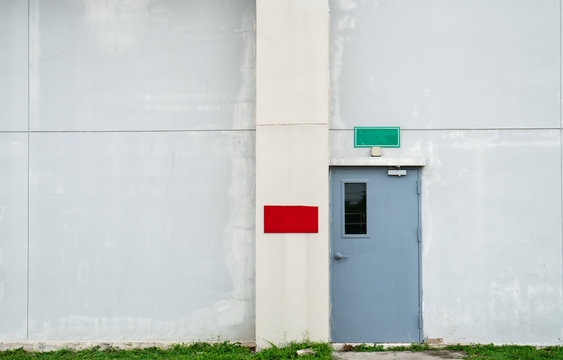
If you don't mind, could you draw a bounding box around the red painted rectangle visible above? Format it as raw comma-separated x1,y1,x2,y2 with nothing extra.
264,205,318,233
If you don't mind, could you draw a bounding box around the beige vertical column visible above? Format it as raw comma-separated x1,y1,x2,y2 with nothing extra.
255,0,330,348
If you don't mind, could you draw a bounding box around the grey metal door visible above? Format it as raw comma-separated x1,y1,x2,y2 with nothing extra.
330,167,421,343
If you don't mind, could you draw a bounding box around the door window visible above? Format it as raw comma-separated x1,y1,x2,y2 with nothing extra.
344,182,367,235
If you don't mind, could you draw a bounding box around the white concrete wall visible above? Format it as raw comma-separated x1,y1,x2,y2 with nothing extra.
0,134,28,339
0,0,28,131
2,0,562,346
255,0,330,348
0,0,29,340
1,0,256,341
330,0,563,345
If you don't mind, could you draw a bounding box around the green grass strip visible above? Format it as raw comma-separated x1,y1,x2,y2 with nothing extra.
445,344,563,360
2,342,563,360
0,341,333,360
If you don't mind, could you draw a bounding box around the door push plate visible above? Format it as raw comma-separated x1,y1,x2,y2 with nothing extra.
388,169,407,176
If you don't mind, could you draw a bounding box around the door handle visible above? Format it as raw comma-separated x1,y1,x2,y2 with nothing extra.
333,252,349,260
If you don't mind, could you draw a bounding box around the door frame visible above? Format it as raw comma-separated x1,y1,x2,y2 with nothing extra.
328,165,423,343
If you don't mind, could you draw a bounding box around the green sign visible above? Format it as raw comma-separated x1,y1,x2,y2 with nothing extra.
354,127,400,148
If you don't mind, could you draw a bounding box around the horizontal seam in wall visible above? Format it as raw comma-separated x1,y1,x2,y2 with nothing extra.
3,127,558,133
257,123,328,127
329,127,561,131
0,129,257,134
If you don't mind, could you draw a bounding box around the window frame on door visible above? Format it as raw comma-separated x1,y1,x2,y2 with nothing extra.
340,178,370,239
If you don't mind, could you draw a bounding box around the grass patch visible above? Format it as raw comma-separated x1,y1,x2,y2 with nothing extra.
445,344,563,360
0,341,332,360
343,343,563,359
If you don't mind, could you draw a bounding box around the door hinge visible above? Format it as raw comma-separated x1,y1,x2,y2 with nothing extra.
417,227,421,243
417,177,421,194
418,313,423,330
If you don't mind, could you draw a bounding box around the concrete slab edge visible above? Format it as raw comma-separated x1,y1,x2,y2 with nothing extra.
332,344,419,351
331,343,557,351
0,341,256,352
1,341,556,352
